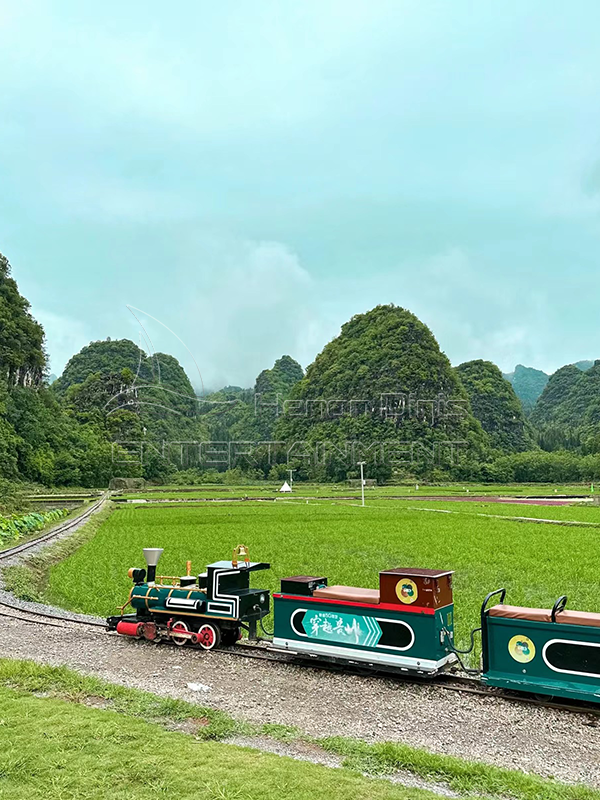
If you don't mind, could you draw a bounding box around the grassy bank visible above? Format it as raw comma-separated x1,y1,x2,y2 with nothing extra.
0,659,597,800
2,502,113,602
0,690,420,800
0,497,97,553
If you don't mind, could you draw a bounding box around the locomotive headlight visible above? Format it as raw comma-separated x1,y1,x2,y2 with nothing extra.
260,594,266,604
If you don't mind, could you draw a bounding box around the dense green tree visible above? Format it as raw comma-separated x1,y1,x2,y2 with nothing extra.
53,339,153,396
252,355,303,440
529,362,600,455
491,450,586,483
0,377,19,478
503,365,549,414
198,355,303,460
0,258,197,486
0,253,45,388
3,384,119,486
456,360,533,452
0,253,46,388
275,305,489,481
530,365,582,426
536,423,581,452
54,339,211,477
255,355,303,398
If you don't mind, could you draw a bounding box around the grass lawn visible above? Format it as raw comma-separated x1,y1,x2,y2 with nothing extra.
322,497,600,523
0,659,597,800
44,500,600,655
0,688,422,800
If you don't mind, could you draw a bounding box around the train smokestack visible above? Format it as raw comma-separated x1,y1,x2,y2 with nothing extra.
143,548,163,584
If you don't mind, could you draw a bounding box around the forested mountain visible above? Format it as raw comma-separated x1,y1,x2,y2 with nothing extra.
530,365,583,427
255,355,304,398
455,360,533,452
55,339,213,477
0,253,116,485
57,339,201,420
198,355,303,445
503,365,549,413
0,247,305,486
275,305,489,481
0,253,45,388
504,361,598,414
529,361,600,453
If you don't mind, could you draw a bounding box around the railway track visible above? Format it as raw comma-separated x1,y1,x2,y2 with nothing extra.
0,491,110,562
1,598,598,720
0,492,111,628
227,639,600,718
0,602,106,629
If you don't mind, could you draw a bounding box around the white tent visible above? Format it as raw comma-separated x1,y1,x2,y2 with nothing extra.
279,481,292,492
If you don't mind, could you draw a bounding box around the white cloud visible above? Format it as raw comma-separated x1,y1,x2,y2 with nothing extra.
34,309,89,376
182,240,326,388
312,247,553,375
112,238,333,390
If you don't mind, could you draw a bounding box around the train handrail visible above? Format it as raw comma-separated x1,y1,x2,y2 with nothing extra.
480,588,506,629
551,595,568,622
480,588,506,674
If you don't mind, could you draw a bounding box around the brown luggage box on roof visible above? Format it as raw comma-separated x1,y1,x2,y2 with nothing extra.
379,567,454,609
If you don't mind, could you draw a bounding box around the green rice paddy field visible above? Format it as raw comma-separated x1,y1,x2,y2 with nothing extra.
47,497,600,653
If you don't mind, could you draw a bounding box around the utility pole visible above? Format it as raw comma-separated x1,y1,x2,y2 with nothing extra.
288,469,295,490
357,461,366,507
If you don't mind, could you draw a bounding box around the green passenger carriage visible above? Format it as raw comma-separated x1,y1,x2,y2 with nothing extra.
481,589,600,703
272,567,457,674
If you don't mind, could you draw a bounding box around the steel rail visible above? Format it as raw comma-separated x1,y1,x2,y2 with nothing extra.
0,604,107,628
0,491,110,562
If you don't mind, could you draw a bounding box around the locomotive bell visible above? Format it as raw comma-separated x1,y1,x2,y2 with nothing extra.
143,548,163,584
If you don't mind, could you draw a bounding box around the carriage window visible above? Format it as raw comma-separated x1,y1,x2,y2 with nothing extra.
544,640,600,678
379,620,414,649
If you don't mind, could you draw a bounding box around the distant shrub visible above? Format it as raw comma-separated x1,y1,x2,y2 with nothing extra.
0,507,69,546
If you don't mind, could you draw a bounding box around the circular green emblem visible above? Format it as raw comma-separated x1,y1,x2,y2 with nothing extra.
396,578,418,604
508,635,535,663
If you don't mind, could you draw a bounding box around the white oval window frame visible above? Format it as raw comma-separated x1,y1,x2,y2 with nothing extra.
542,638,600,679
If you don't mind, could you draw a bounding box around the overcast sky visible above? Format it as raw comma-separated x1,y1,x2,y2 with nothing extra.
1,1,600,389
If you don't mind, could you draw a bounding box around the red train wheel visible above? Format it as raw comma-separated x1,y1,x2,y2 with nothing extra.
171,620,189,646
197,623,220,650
